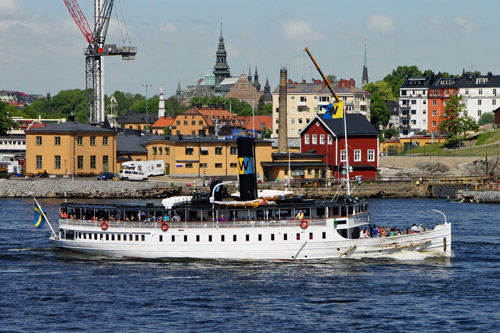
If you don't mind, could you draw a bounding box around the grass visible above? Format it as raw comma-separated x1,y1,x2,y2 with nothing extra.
402,128,500,157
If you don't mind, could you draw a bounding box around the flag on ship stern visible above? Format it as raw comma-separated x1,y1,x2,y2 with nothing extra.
32,199,47,228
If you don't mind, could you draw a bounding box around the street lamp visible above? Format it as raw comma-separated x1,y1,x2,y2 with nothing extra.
142,84,152,131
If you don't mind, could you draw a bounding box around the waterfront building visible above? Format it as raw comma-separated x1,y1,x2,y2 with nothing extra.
25,116,117,176
171,107,242,136
272,78,370,138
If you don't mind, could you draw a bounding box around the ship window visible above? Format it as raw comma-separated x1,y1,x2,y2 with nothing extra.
271,234,275,241
100,234,103,240
117,234,121,241
159,235,163,242
135,235,139,241
309,233,313,240
184,235,188,242
106,234,109,241
141,235,145,241
296,233,300,240
221,235,225,242
233,235,237,242
196,235,200,242
83,233,86,240
171,235,175,242
258,234,262,241
129,234,133,241
322,232,326,239
246,234,250,241
284,233,288,241
111,234,115,241
209,235,212,242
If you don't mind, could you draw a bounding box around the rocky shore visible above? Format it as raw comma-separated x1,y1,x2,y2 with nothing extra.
456,189,500,203
0,177,431,199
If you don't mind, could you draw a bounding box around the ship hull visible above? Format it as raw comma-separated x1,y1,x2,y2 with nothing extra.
51,221,451,260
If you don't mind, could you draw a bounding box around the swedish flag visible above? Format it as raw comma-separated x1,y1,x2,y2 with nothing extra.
32,199,47,229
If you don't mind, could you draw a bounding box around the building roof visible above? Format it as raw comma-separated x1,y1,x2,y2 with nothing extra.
116,111,158,126
116,131,149,154
237,115,272,131
182,107,241,128
144,134,271,145
151,116,175,129
25,120,115,134
300,114,379,137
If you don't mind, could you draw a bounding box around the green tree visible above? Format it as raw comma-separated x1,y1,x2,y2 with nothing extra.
369,95,390,128
383,66,422,99
478,112,495,126
0,102,18,135
262,126,272,139
258,103,272,115
326,74,337,82
362,80,397,102
439,95,478,146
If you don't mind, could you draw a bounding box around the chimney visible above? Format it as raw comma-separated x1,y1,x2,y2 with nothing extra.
302,79,306,84
68,114,75,122
278,68,288,153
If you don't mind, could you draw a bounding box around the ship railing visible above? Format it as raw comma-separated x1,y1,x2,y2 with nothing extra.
59,218,328,229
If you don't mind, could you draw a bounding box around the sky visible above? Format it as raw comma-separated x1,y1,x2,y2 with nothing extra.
2,0,500,98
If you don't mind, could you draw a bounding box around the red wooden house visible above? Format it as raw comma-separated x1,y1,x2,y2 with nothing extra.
300,114,379,179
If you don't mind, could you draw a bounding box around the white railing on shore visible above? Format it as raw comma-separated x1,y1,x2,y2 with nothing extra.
59,218,329,230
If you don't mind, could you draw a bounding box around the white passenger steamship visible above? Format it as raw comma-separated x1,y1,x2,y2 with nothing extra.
47,137,452,260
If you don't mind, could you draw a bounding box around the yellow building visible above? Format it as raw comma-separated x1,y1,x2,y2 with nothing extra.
172,107,242,136
380,136,446,155
26,119,117,175
143,135,272,178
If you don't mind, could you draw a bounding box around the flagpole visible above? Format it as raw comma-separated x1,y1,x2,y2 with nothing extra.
343,109,351,197
33,197,58,239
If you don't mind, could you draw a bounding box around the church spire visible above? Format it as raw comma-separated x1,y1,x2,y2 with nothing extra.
176,81,182,97
253,66,261,92
213,23,231,86
362,43,369,85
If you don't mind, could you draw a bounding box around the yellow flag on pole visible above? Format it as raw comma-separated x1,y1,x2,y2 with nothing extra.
331,101,344,119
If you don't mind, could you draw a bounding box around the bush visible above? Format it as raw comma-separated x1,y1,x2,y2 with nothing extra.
478,112,494,126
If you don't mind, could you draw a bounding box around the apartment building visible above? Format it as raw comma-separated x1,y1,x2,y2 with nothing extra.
25,117,117,175
272,78,370,138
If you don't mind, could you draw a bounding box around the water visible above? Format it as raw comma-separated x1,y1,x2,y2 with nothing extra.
1,197,499,332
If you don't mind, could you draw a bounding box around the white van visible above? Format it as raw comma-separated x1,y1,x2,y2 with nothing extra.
119,169,148,181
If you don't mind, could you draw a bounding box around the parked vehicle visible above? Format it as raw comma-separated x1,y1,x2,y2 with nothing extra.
118,169,148,181
119,160,164,177
97,172,115,180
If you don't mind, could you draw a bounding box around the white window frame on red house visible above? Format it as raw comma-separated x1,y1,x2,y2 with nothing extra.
304,134,309,144
312,134,317,144
354,149,361,162
340,150,347,162
320,134,325,145
327,134,333,145
367,150,375,162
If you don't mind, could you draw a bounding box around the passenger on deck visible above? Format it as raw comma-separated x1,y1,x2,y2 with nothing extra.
418,224,425,232
220,215,226,222
410,224,419,233
381,228,386,237
296,210,304,220
172,213,180,222
372,225,378,237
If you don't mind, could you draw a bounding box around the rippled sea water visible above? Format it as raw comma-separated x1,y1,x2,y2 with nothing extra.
0,197,499,332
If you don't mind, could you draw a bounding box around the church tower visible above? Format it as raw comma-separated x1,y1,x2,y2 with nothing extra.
362,43,369,85
213,23,231,86
176,81,182,97
158,86,166,118
253,67,261,92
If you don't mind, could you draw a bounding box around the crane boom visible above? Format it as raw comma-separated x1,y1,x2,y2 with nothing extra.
304,47,339,103
63,0,92,43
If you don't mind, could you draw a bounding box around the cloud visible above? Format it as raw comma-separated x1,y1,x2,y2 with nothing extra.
454,17,475,33
282,19,322,43
0,0,25,18
366,14,395,34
